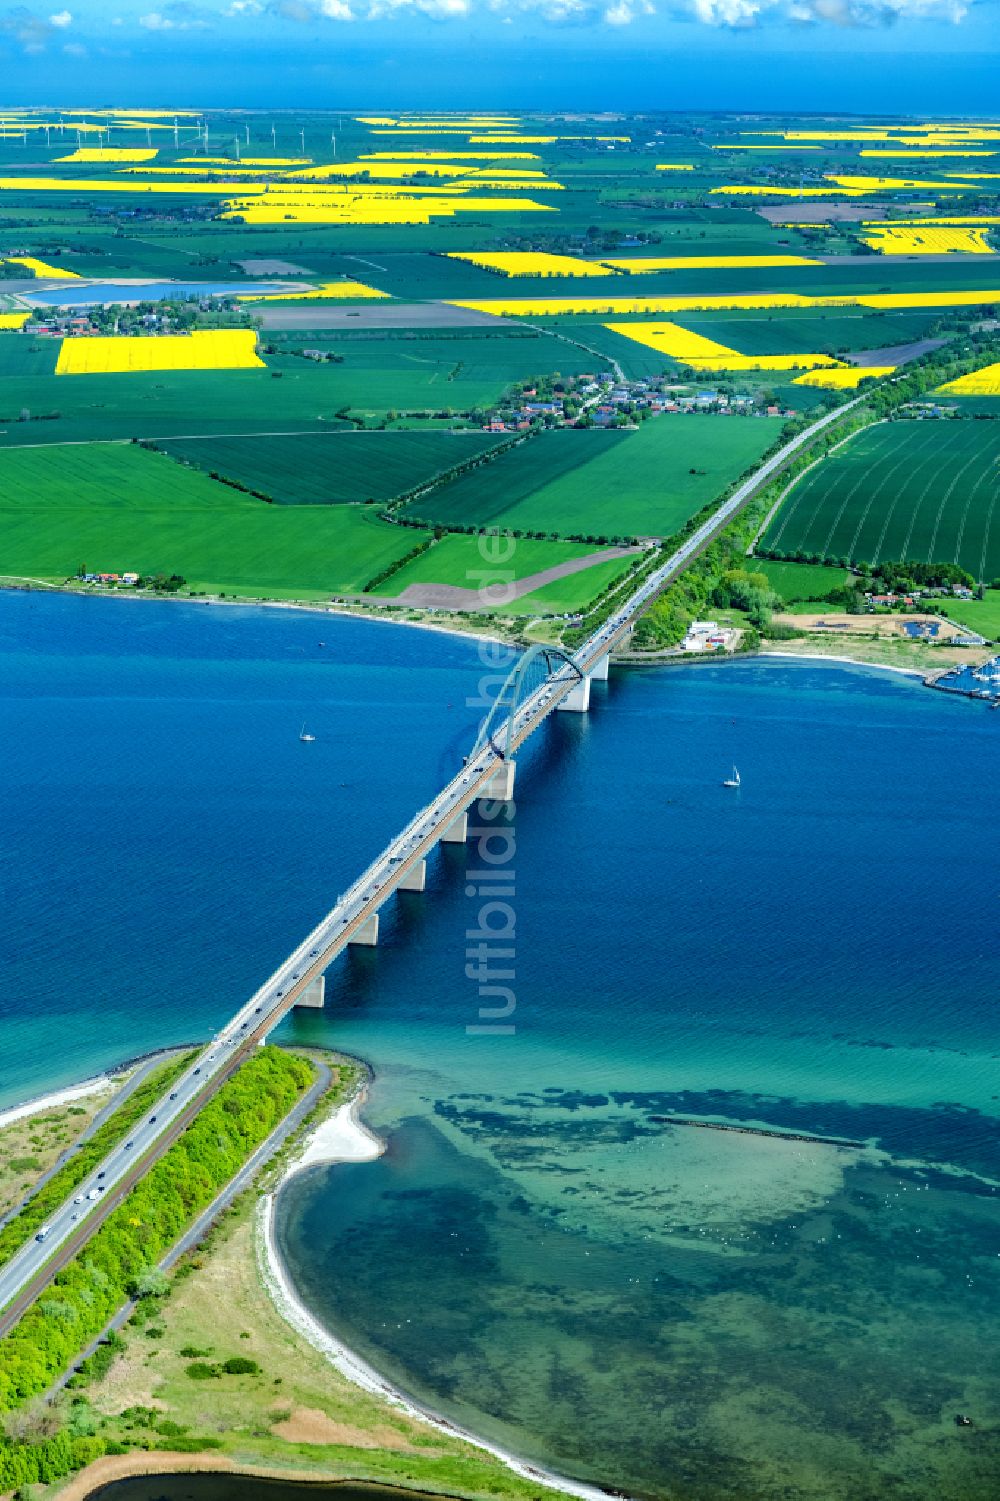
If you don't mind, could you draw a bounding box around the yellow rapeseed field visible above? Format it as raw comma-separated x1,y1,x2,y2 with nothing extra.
793,367,896,389
861,225,995,254
177,157,311,166
55,148,159,162
859,150,997,159
361,151,540,161
826,174,984,193
602,323,844,372
224,191,556,224
602,255,822,271
936,362,1000,395
6,256,80,279
0,312,30,329
654,164,696,170
870,216,1000,226
55,329,265,376
0,176,264,195
446,251,613,277
859,290,1000,308
237,280,388,302
450,289,1000,317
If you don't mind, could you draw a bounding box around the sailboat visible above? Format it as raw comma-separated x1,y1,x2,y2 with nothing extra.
722,765,740,788
299,722,316,743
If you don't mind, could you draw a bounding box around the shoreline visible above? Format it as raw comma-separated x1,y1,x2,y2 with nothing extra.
0,1075,115,1132
0,578,510,650
261,1087,615,1501
756,648,928,678
0,1044,198,1131
53,1452,472,1501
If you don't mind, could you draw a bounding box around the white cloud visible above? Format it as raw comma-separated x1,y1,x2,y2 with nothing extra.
693,0,965,19
138,0,208,24
250,0,970,24
49,6,71,22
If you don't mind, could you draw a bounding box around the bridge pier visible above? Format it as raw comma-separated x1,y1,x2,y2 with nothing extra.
482,761,515,802
349,914,379,947
441,811,468,844
397,859,426,892
557,674,591,713
294,974,326,1010
590,652,610,681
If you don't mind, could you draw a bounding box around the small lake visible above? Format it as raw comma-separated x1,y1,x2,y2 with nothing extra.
83,1476,452,1501
29,282,288,306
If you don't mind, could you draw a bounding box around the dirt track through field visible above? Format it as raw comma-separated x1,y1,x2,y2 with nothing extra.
370,545,639,610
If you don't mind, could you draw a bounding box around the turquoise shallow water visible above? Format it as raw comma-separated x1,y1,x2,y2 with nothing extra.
3,592,999,1499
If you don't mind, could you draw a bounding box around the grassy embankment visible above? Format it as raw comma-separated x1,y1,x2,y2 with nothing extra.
0,1049,314,1423
0,1088,125,1224
0,1053,193,1268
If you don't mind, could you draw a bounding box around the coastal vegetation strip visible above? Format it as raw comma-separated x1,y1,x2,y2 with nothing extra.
0,1047,314,1418
0,1054,193,1270
0,1086,125,1226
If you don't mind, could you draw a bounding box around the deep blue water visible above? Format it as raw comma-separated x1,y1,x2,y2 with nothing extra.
3,591,999,1499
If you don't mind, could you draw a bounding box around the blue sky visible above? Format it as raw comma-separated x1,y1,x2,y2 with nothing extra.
0,0,997,110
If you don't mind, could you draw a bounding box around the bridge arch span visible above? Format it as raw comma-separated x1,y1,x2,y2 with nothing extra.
470,644,583,763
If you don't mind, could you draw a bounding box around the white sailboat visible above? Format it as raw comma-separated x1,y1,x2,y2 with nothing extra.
723,765,740,788
299,722,316,743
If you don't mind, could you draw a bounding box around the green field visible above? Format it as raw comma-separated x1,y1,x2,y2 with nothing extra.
754,559,851,601
368,532,632,612
404,416,782,538
156,430,505,504
0,329,598,447
0,442,427,595
935,588,1000,640
762,420,1000,579
0,333,60,378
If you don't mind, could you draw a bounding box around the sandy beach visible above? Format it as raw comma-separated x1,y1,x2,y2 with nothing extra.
0,579,509,650
280,1090,385,1182
0,1075,115,1132
758,648,928,678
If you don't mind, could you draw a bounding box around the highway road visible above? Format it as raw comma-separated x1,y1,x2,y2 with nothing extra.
47,1061,334,1397
0,392,865,1331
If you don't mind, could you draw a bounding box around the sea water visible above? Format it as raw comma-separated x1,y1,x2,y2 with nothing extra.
2,591,998,1499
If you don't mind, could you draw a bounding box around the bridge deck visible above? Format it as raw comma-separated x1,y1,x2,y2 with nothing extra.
0,393,866,1332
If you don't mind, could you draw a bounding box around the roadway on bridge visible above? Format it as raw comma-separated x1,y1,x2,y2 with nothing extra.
0,391,866,1331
